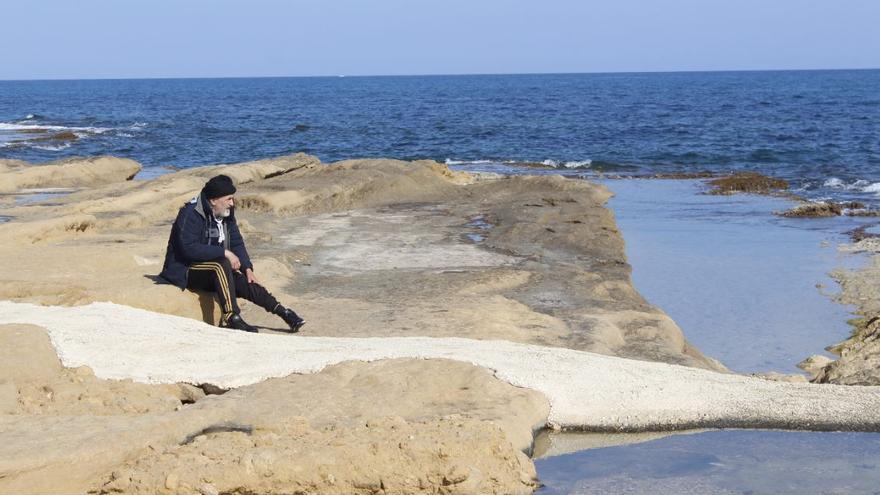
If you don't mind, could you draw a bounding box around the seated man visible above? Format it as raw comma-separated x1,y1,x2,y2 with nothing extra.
159,174,305,333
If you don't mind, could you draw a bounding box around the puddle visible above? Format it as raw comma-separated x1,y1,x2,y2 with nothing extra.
536,429,880,495
12,188,75,205
463,215,492,244
467,215,492,231
0,215,11,223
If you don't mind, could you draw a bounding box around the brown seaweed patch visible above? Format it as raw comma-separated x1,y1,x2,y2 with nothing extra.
32,131,79,142
778,201,880,218
707,172,788,195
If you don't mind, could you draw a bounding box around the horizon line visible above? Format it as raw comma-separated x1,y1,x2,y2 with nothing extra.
2,66,879,83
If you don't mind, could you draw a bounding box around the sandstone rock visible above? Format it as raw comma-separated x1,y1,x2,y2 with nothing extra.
0,156,141,194
0,379,17,414
814,316,880,385
750,372,809,383
797,354,834,378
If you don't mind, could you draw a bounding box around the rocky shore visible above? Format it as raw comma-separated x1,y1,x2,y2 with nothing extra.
804,237,880,385
2,155,880,494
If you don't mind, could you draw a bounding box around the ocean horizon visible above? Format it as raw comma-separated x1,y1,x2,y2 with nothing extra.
3,66,879,82
2,69,879,204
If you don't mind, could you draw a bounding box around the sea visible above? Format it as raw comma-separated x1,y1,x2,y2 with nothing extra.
1,70,879,205
3,71,880,494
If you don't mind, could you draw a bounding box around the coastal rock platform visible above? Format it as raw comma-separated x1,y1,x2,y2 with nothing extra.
3,155,877,494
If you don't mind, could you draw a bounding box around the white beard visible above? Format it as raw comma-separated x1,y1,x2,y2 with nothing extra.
219,208,231,218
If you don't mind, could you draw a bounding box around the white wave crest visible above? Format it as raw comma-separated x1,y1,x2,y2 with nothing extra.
862,182,880,194
823,177,879,193
444,159,495,165
0,122,111,134
33,143,72,151
447,158,596,170
539,159,594,168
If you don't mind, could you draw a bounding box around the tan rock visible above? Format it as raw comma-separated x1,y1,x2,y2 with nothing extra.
811,245,880,385
797,354,834,378
0,327,547,495
0,155,737,494
0,156,141,193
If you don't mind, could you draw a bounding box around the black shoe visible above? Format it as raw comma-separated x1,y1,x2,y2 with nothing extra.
277,308,306,333
225,314,258,333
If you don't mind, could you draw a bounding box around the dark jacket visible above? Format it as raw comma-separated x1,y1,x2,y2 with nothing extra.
159,192,253,289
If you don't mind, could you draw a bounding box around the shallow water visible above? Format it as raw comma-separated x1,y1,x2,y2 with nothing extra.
535,179,878,493
536,429,880,495
12,189,74,206
601,178,870,373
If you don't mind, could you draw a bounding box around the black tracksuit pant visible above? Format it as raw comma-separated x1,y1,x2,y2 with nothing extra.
186,257,279,324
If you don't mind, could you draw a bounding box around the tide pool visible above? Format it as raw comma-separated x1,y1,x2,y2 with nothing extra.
535,179,877,493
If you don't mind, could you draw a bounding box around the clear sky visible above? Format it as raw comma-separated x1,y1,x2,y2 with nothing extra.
3,0,879,80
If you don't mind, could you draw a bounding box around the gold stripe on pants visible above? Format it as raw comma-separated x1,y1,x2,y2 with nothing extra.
189,261,234,320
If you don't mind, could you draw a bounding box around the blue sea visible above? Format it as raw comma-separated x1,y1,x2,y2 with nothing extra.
1,70,879,204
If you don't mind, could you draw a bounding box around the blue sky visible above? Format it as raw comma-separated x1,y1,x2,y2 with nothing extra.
3,0,879,79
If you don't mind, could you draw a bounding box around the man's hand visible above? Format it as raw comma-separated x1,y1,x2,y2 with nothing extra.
225,249,241,270
245,267,259,284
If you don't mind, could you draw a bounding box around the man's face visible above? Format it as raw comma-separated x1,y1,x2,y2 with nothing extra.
209,194,234,218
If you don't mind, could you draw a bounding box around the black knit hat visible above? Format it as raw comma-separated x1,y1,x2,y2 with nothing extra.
203,174,236,199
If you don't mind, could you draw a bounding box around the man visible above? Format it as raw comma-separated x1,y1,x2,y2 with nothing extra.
159,174,305,333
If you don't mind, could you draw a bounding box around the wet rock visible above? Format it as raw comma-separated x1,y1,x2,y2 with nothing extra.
797,355,834,379
706,172,788,195
31,131,79,142
778,201,877,218
814,315,880,385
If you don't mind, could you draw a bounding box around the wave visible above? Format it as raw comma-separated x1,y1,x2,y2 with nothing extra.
445,158,639,173
540,159,594,169
32,143,72,151
20,113,44,121
824,177,880,194
444,159,496,166
863,183,880,194
0,119,140,151
0,122,113,134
